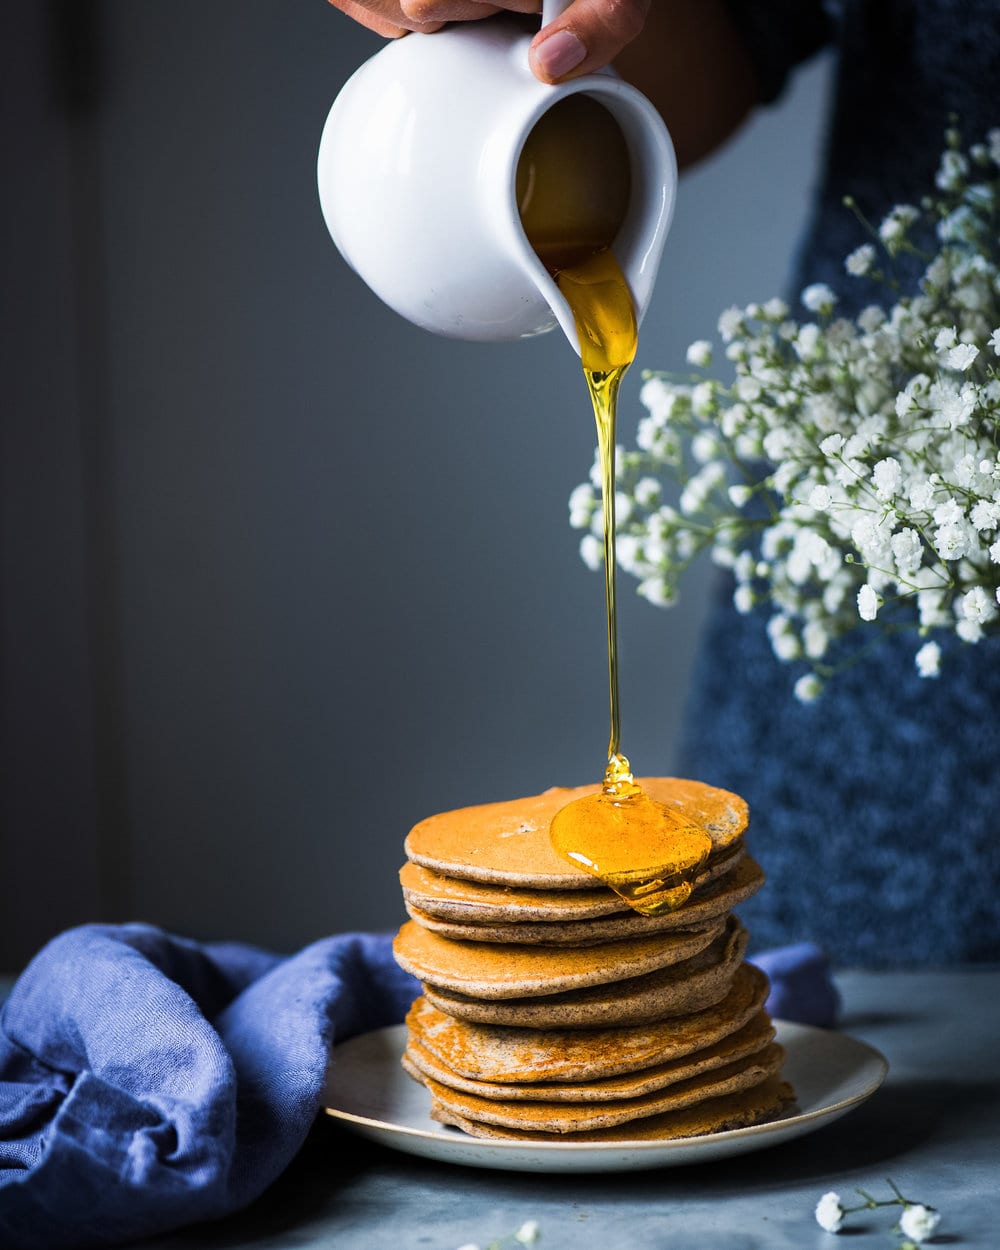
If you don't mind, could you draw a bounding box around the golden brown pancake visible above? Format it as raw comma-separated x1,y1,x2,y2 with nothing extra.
398,844,746,925
419,917,749,1028
405,856,764,946
392,916,725,1000
404,960,770,1083
428,1073,796,1141
403,1010,776,1101
403,777,748,890
407,1042,786,1133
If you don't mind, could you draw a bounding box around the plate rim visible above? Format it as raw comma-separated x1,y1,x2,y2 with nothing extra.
321,1019,889,1170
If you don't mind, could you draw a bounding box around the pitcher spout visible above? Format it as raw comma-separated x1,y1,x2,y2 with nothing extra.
513,76,678,358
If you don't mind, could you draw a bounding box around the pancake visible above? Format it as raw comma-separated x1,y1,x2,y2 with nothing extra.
420,917,749,1028
404,960,770,1083
429,1073,796,1141
405,855,764,946
398,844,746,925
400,862,624,923
404,777,748,891
390,774,794,1143
407,1042,787,1133
392,916,726,1000
397,845,740,925
403,1010,776,1101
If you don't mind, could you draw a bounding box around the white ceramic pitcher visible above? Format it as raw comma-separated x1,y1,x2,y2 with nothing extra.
316,1,677,354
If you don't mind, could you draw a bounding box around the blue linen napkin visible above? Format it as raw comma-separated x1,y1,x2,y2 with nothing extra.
0,923,838,1249
750,941,841,1028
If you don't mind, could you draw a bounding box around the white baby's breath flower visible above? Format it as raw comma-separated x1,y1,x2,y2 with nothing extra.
579,534,602,572
728,484,752,508
970,500,1000,530
568,482,596,530
879,203,918,250
515,1220,541,1245
630,479,657,511
686,339,712,367
895,389,918,418
947,342,980,371
717,306,744,342
794,323,822,359
637,577,673,607
908,479,936,511
915,641,941,677
934,520,974,560
898,1204,941,1243
803,619,830,658
795,674,824,704
691,382,714,415
733,584,754,614
989,326,1000,354
735,374,762,402
820,433,845,455
771,630,802,661
858,304,886,332
952,454,979,488
801,283,837,313
815,1191,845,1233
942,381,977,428
961,584,997,624
638,376,679,422
937,147,969,190
891,528,924,577
857,584,881,621
845,243,876,276
873,457,903,500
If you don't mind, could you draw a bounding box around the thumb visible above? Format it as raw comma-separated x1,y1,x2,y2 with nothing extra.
528,0,649,82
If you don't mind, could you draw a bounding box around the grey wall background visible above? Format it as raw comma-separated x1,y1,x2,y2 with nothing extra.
1,1,832,971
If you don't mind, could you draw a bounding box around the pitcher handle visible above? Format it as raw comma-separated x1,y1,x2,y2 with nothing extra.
540,0,572,28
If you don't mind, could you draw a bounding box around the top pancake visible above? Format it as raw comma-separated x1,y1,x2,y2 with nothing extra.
404,777,749,890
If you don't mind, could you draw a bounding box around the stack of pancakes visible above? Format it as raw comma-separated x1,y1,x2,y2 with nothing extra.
392,777,796,1141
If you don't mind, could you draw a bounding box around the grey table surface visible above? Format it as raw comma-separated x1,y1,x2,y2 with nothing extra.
117,966,997,1250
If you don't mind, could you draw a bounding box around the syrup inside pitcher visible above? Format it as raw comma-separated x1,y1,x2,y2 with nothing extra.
515,95,631,272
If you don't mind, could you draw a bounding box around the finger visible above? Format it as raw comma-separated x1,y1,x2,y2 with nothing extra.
486,0,543,12
400,0,541,21
398,0,502,23
328,0,444,37
528,0,650,82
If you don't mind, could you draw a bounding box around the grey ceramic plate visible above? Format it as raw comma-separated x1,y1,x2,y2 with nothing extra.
322,1020,888,1173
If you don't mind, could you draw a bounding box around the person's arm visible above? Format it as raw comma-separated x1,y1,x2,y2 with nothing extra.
326,0,762,168
589,0,762,169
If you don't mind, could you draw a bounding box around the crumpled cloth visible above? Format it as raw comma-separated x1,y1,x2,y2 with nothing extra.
750,941,840,1028
0,923,839,1249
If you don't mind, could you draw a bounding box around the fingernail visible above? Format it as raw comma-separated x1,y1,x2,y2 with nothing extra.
533,29,586,78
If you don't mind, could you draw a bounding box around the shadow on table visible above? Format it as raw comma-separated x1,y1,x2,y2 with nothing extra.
123,1074,996,1249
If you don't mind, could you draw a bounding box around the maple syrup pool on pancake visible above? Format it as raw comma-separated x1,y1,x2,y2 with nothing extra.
517,95,713,913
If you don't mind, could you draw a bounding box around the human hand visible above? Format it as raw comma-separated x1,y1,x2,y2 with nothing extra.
326,0,651,82
327,0,541,41
529,0,650,84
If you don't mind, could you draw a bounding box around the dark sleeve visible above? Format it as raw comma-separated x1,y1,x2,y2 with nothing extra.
721,0,834,103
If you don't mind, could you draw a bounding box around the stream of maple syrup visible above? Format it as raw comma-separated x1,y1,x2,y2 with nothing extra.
517,97,712,915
